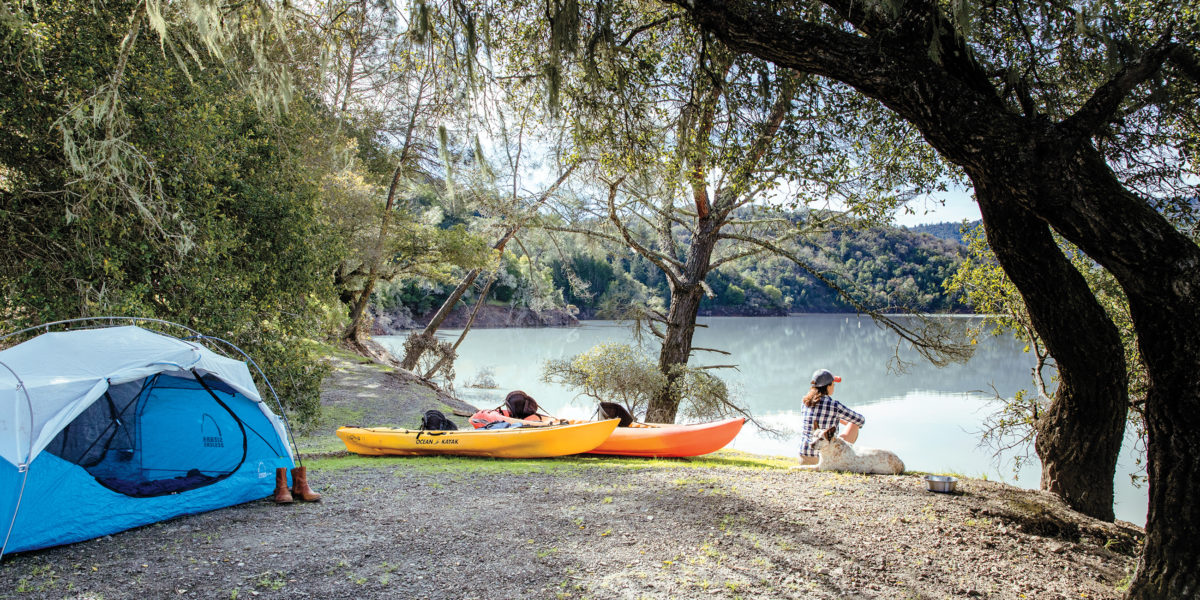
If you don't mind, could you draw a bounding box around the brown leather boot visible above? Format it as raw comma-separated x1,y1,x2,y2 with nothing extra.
272,467,293,503
290,466,321,502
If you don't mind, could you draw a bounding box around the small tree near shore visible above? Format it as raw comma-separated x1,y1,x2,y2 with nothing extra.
543,343,745,423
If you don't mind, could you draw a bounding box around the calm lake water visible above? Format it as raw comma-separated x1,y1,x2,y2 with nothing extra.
377,314,1147,525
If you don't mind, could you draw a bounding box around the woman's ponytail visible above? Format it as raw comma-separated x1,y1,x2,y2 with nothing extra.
802,384,830,408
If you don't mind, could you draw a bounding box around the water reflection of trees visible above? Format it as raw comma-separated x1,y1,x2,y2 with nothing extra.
381,315,1040,415
688,315,1038,412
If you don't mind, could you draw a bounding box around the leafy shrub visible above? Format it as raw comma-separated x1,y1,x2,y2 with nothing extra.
542,343,664,416
543,343,736,422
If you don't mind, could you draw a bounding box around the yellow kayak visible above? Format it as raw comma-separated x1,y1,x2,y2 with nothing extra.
335,419,620,458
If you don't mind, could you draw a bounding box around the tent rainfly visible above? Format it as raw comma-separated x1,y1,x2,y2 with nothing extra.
0,325,295,558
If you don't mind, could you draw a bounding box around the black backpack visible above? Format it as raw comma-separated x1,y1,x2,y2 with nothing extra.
419,409,458,431
598,402,635,427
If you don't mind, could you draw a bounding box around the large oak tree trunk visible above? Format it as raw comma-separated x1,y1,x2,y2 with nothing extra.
1125,297,1200,598
1034,149,1200,599
974,184,1127,521
677,3,1200,594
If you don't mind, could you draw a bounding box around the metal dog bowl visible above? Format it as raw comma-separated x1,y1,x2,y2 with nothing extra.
924,475,958,493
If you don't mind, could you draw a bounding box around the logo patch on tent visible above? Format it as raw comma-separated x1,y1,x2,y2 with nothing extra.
202,414,224,447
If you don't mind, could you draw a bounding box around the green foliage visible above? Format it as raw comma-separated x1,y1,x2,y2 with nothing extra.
542,343,666,416
667,365,735,423
542,342,736,422
944,224,1035,340
0,1,339,424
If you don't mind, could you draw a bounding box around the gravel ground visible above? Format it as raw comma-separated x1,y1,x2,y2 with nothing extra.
0,350,1143,600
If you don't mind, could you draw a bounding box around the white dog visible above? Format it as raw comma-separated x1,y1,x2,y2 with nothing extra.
797,426,905,475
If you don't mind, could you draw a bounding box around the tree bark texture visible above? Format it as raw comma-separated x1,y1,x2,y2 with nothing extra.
974,186,1127,521
646,217,722,423
678,2,1200,595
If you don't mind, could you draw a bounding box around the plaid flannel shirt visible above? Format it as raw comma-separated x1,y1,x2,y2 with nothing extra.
799,395,866,457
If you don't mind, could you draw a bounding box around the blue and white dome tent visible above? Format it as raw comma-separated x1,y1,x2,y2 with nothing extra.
0,317,298,558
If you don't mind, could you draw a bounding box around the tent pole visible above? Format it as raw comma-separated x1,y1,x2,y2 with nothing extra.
0,360,34,561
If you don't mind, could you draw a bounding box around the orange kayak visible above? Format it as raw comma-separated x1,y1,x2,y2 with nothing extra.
583,417,746,457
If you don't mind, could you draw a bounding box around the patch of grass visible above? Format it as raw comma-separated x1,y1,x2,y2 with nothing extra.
717,514,744,531
317,405,367,428
920,503,942,522
672,476,720,486
1114,569,1135,592
307,448,792,476
15,563,59,592
307,454,600,474
254,571,287,591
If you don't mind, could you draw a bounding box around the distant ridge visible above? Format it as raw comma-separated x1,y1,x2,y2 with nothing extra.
906,220,981,242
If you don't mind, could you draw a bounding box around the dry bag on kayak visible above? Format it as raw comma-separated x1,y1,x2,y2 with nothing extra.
469,409,506,428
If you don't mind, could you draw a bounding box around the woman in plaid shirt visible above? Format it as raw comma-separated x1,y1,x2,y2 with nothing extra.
797,368,865,466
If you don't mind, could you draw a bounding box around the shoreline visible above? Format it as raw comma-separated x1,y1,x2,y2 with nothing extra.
0,349,1144,600
373,308,982,334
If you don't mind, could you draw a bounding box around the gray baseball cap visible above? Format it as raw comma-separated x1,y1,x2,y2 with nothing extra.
810,369,842,387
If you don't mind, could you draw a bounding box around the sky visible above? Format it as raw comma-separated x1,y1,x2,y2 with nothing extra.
891,186,981,228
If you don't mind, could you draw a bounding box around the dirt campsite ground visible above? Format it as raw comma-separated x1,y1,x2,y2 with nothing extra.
1,350,1144,600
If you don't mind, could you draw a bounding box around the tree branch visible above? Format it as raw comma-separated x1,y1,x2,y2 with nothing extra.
1064,33,1178,137
716,69,800,216
606,180,687,289
683,50,733,220
708,246,767,270
539,224,627,246
620,14,681,46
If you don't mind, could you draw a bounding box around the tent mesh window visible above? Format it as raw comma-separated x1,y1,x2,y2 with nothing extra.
43,372,249,497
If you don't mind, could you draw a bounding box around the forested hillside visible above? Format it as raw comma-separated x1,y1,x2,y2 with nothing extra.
907,220,981,242
375,219,969,323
